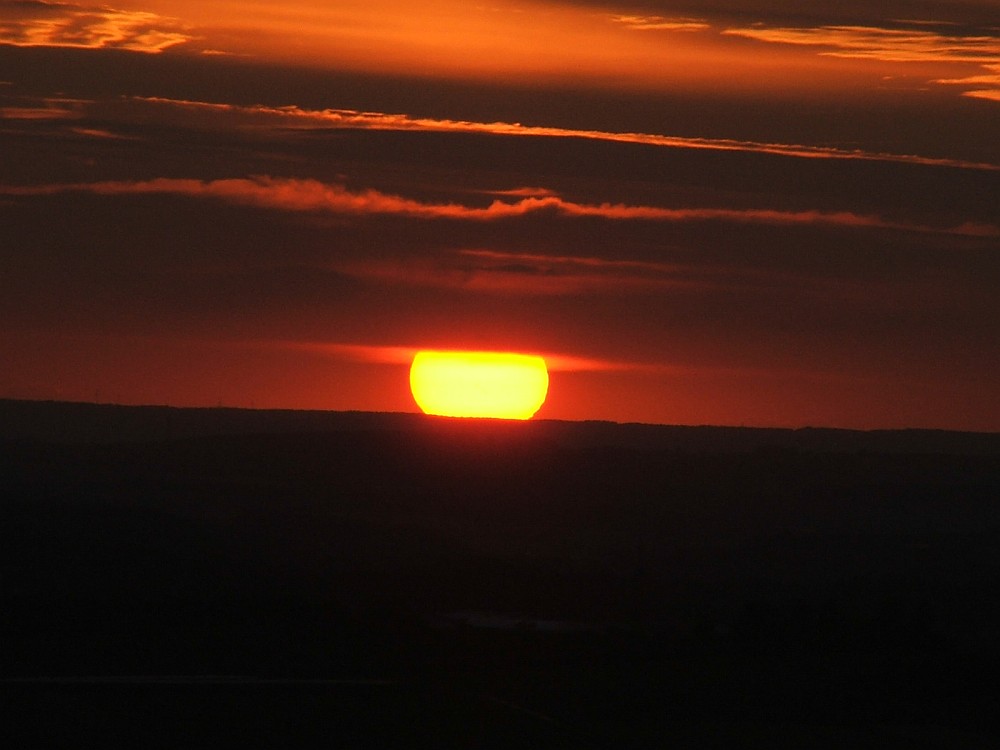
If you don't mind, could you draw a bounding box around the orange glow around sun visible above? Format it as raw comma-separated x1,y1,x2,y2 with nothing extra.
409,350,549,419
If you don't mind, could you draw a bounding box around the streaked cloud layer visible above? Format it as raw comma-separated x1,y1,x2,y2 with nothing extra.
724,23,1000,64
725,21,1000,100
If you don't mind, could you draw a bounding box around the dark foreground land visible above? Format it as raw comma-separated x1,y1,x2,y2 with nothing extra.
2,400,1000,748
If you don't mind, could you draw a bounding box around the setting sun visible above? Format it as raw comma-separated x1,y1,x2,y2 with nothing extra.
409,351,549,419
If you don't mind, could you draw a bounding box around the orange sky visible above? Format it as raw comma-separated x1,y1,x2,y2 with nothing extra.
1,0,998,429
6,0,998,94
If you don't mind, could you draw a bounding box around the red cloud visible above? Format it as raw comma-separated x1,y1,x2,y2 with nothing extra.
6,176,995,236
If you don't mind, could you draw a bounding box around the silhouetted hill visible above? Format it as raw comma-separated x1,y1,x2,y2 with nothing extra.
2,400,999,747
3,398,998,454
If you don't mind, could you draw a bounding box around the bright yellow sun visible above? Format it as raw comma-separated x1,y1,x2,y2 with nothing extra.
410,350,549,419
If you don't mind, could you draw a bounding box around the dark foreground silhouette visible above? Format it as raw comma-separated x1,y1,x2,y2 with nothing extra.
2,400,999,747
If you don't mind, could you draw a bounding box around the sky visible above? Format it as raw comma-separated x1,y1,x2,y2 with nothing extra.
1,0,998,429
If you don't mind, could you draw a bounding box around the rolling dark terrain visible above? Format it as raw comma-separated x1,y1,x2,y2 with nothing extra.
2,400,1000,747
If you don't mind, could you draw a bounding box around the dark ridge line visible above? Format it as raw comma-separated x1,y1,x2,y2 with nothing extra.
2,398,997,454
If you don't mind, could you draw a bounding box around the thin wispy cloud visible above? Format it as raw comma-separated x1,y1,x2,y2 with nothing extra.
333,253,692,297
458,249,687,276
266,339,849,379
936,62,1000,101
482,187,561,198
0,0,191,53
723,22,1000,101
452,248,808,292
335,248,949,301
285,342,417,366
281,340,652,373
723,25,1000,64
130,96,1000,171
6,176,995,236
961,88,1000,101
335,248,796,297
67,126,133,140
0,105,77,120
610,15,709,32
0,96,87,120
